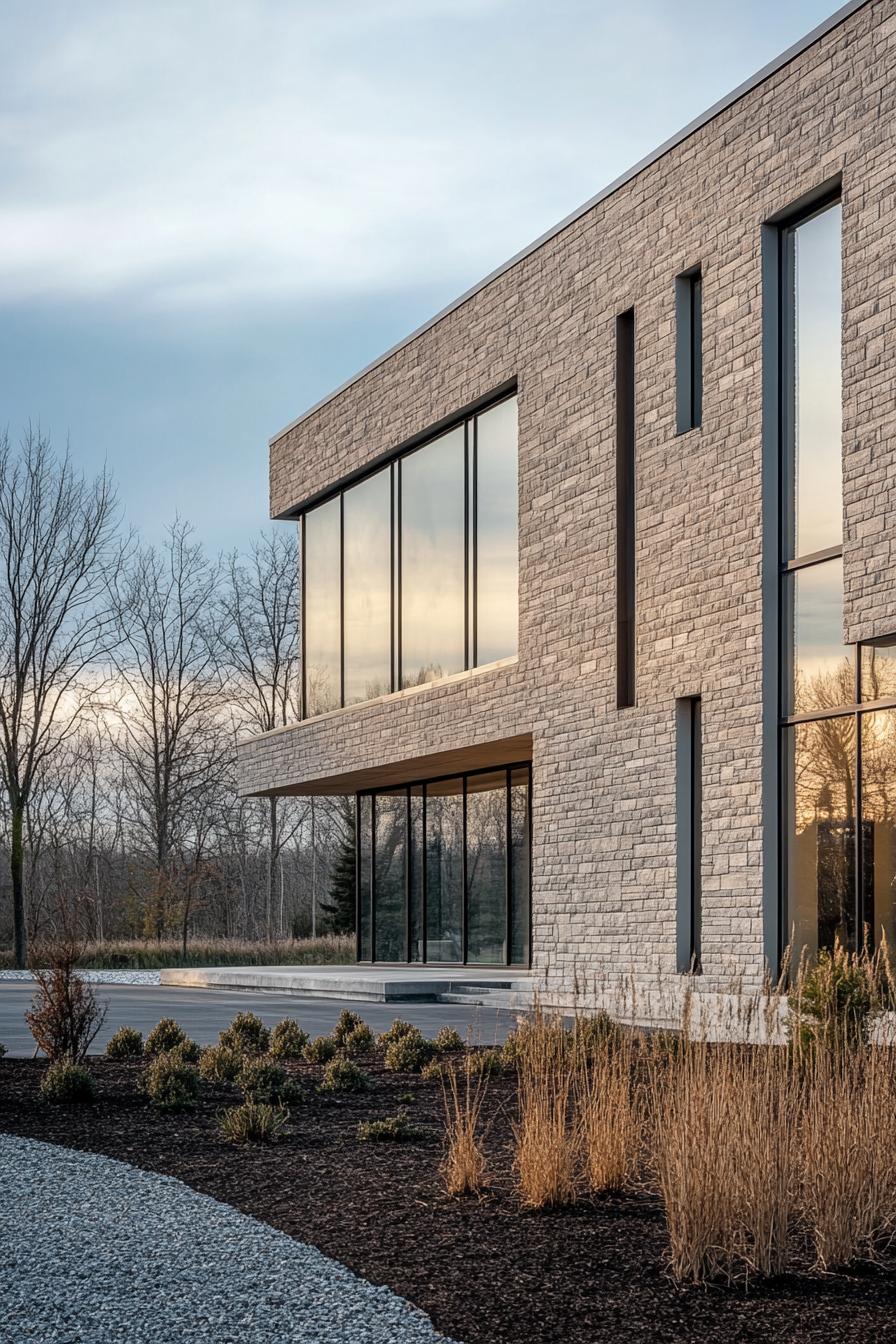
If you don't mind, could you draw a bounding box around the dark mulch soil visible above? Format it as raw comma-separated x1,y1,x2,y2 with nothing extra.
3,1056,896,1344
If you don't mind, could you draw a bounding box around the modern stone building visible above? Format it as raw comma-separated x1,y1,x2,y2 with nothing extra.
237,0,896,1013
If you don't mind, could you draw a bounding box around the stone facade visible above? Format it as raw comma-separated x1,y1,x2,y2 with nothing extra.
238,0,896,1008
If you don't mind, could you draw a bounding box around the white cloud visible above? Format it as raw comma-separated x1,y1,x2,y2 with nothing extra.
0,0,833,312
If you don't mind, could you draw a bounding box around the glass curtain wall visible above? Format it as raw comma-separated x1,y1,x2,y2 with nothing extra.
780,200,896,961
301,394,518,717
356,764,530,966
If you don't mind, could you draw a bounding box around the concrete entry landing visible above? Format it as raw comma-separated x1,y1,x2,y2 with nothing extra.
159,964,534,1006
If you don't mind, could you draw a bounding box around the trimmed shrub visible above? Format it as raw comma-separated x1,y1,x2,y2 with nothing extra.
376,1018,415,1052
341,1023,374,1057
0,1042,6,1059
143,1054,199,1112
319,1057,369,1094
572,1012,624,1057
269,1019,309,1061
218,1102,287,1145
167,1038,201,1065
470,1048,504,1078
40,1061,96,1104
434,1026,464,1055
789,944,877,1052
303,1035,338,1065
144,1018,186,1054
106,1026,144,1060
332,1009,366,1047
219,1012,270,1057
237,1057,299,1106
421,1059,446,1083
384,1028,435,1075
358,1109,423,1142
199,1044,242,1083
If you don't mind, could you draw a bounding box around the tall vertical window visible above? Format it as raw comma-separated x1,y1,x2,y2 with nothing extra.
675,267,703,433
301,392,518,717
780,198,855,962
357,763,530,966
676,696,702,973
616,310,636,708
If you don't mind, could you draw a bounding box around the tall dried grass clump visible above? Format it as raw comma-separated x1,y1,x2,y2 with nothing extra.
512,1006,577,1208
650,1038,800,1284
441,1056,489,1197
575,1027,641,1194
799,1043,896,1268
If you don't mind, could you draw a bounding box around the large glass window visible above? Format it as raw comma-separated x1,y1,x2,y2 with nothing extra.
401,427,466,688
356,763,530,965
475,399,519,666
301,393,519,717
343,469,392,706
303,497,341,716
783,557,851,715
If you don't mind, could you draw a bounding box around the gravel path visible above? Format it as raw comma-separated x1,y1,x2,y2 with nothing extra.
0,1134,460,1344
0,969,161,985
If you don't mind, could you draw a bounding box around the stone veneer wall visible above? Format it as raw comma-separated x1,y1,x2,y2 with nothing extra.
238,0,896,1005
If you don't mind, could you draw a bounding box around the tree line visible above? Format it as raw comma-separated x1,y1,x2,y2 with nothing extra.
0,429,355,967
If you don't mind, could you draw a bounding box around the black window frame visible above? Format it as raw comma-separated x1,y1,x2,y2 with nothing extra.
615,309,636,709
300,387,518,720
675,266,703,434
354,759,532,968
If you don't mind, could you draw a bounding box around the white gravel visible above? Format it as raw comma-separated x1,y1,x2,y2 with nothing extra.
0,970,161,985
0,1134,460,1344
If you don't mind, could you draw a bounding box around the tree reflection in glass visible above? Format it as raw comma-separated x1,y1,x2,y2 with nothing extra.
303,497,341,715
343,469,391,706
425,778,463,961
374,790,406,961
466,772,507,964
475,399,519,665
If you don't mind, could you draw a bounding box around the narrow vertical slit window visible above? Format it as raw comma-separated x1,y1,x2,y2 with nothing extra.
616,309,636,708
676,696,702,973
675,267,703,433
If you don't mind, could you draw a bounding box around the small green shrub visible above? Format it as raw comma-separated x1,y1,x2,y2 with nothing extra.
421,1058,446,1083
789,945,877,1051
218,1101,287,1145
384,1028,435,1074
167,1037,201,1065
144,1018,186,1054
199,1044,242,1082
106,1026,144,1060
332,1009,366,1046
40,1061,96,1104
342,1023,374,1057
396,1090,415,1104
572,1012,624,1056
434,1026,464,1054
143,1054,199,1111
303,1034,338,1065
376,1018,416,1051
470,1047,504,1078
319,1057,369,1094
219,1012,270,1057
269,1019,309,1060
358,1109,424,1142
238,1057,299,1105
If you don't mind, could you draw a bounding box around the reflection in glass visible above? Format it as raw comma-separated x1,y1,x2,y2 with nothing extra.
303,498,341,715
785,558,851,715
861,637,896,704
466,772,507,964
358,796,372,962
374,791,406,961
786,716,856,964
475,399,519,665
343,469,391,706
861,711,896,950
409,787,423,962
425,778,463,961
510,769,530,965
401,427,465,688
789,203,842,559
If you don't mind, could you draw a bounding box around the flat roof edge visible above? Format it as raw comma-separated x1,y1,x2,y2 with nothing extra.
270,0,869,447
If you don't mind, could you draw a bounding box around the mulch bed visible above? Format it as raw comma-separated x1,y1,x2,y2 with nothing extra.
3,1055,896,1344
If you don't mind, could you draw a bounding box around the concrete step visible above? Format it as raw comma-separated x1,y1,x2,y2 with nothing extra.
437,989,534,1010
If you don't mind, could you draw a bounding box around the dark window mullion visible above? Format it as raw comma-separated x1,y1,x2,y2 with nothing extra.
339,492,345,708
462,776,468,964
300,517,307,721
504,766,512,967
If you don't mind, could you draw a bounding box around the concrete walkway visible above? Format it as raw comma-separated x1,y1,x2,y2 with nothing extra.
160,963,533,1003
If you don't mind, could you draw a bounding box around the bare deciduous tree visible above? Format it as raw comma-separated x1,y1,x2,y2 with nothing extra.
0,430,122,966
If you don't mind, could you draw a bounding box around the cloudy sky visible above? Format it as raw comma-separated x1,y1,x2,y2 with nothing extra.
1,0,844,551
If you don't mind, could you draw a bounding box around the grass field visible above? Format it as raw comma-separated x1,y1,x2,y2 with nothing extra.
0,935,355,971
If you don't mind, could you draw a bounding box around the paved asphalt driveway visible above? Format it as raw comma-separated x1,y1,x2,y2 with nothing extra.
0,983,517,1057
